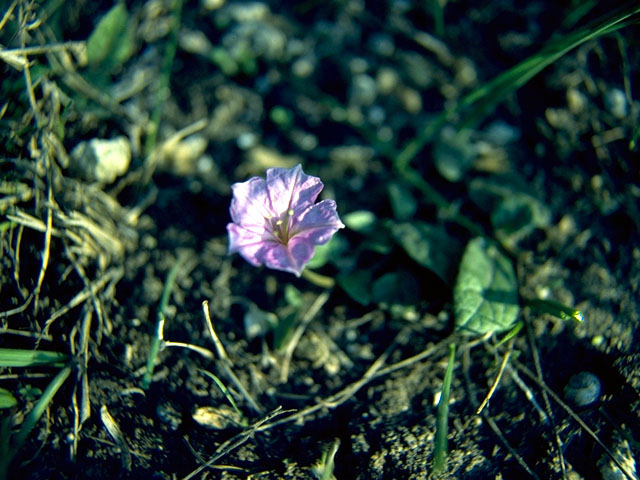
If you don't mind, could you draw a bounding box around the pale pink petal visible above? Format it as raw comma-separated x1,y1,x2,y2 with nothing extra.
257,241,312,276
266,164,323,216
230,177,274,227
227,223,266,265
227,165,343,276
290,200,345,245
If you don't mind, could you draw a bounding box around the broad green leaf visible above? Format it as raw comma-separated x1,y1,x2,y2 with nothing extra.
338,270,372,306
491,194,551,246
454,237,519,334
433,127,476,182
387,181,417,220
87,3,134,70
0,388,17,409
389,221,462,284
0,348,67,367
284,284,304,308
371,271,420,306
343,210,376,232
469,177,551,247
306,235,347,269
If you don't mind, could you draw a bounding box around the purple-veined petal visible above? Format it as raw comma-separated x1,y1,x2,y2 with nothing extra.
256,238,314,276
227,223,266,264
266,164,323,216
230,177,275,227
227,164,343,276
290,200,345,245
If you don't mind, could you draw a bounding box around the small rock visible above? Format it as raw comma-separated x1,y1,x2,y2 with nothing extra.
376,68,399,95
564,371,601,407
193,405,243,429
604,88,628,119
350,74,377,106
69,137,131,183
567,88,587,115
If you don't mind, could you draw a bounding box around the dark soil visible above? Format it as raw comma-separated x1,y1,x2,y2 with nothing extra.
1,1,639,479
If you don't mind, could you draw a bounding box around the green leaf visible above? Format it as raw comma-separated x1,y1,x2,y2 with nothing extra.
469,177,551,247
0,388,17,409
433,343,456,472
0,348,67,367
371,271,420,306
284,284,304,308
343,210,377,232
306,235,347,269
338,270,372,306
433,127,476,182
454,237,519,335
389,221,462,284
387,181,417,220
86,3,134,70
491,194,551,247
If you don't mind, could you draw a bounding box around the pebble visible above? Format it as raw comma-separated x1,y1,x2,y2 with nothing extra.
398,87,422,114
567,87,587,114
604,88,628,119
368,33,395,57
376,67,399,95
192,405,243,429
350,74,377,106
564,371,602,407
292,56,315,78
69,137,131,183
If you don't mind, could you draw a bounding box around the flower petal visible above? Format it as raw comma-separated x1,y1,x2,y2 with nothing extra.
291,200,345,245
258,241,313,276
230,177,274,227
266,164,323,216
227,223,265,263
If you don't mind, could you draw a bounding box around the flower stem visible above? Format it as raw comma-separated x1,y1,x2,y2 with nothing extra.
301,268,335,289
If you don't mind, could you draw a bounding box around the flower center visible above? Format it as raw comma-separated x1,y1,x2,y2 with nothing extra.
267,209,295,244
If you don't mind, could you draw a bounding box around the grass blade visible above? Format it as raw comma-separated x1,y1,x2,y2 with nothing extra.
0,348,67,367
433,343,456,473
395,3,640,171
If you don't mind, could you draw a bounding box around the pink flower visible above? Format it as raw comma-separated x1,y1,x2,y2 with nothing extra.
227,164,344,276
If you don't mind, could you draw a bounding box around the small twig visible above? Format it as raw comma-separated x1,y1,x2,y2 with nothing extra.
512,358,637,480
41,266,124,337
202,300,231,365
257,325,414,431
163,341,215,360
461,347,539,479
0,41,85,58
279,291,330,383
0,1,17,33
202,301,263,415
476,337,513,414
182,407,290,480
100,405,132,471
525,317,566,479
32,168,53,315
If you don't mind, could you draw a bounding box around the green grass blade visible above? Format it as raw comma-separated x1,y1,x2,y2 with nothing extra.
13,364,72,448
142,253,187,389
395,3,640,171
0,348,67,367
199,369,244,421
433,343,456,473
